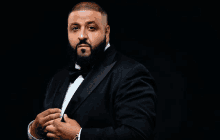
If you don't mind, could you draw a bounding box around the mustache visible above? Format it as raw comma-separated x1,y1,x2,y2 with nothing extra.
76,40,92,49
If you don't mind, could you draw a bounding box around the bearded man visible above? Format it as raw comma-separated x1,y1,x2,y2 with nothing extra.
27,1,157,140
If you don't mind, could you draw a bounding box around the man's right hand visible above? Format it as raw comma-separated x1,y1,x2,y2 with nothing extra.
30,108,61,139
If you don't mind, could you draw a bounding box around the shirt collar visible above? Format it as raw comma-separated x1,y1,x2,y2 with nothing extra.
75,42,110,70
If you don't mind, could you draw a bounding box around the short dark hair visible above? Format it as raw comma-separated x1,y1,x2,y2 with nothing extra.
69,1,108,24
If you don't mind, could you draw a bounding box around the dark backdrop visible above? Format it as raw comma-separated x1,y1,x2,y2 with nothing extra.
2,0,219,140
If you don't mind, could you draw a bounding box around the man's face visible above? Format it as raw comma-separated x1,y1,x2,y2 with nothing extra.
67,10,110,67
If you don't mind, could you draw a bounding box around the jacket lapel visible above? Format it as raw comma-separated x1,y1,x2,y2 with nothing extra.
52,70,70,109
64,46,118,116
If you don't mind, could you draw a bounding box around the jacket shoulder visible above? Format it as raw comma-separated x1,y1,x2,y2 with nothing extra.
51,67,69,82
115,52,150,74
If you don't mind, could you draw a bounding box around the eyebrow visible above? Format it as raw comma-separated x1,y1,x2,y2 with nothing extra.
70,21,98,26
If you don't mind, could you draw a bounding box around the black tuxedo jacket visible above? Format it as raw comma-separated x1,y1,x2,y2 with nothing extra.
42,45,157,140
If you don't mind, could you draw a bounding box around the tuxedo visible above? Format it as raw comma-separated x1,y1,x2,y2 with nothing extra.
42,44,157,140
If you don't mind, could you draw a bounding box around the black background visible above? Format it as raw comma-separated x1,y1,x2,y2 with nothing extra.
2,0,219,140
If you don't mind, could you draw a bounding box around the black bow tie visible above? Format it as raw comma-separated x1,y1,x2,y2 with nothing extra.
69,68,91,83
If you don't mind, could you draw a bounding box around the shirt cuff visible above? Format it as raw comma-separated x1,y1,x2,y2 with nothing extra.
27,120,44,140
78,128,82,140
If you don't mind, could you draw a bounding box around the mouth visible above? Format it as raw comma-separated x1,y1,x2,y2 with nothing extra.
77,44,91,55
78,44,90,48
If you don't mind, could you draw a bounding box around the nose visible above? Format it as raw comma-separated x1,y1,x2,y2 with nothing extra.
78,28,88,41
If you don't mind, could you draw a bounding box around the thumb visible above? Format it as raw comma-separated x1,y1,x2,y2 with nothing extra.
64,114,69,122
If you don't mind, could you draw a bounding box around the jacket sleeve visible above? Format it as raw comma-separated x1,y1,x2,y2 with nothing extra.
27,76,55,140
80,64,157,140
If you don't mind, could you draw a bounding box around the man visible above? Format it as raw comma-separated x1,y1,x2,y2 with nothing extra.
27,1,157,140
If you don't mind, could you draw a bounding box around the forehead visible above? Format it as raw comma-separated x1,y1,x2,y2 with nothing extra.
68,10,104,25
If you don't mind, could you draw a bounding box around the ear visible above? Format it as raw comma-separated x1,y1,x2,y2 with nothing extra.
105,25,110,43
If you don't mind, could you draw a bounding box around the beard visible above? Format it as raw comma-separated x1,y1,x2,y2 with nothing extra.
67,36,107,70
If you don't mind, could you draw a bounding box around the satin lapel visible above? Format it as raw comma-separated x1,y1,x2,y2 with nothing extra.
52,71,70,109
64,46,117,116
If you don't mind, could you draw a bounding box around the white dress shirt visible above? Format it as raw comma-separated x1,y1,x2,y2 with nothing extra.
27,43,110,140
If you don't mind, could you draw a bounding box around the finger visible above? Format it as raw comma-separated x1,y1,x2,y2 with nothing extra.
53,117,62,124
53,118,63,127
64,114,69,122
56,117,62,121
41,108,61,117
43,113,61,125
46,132,59,139
43,120,54,128
45,124,57,133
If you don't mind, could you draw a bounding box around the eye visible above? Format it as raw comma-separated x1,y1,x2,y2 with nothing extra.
71,26,79,31
89,26,96,30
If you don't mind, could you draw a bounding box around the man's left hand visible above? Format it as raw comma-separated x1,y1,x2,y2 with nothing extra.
45,114,81,140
